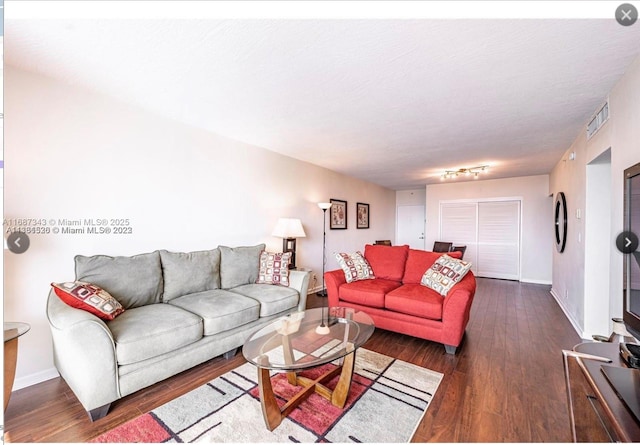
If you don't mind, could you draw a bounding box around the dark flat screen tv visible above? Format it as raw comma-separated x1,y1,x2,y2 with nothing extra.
623,161,640,340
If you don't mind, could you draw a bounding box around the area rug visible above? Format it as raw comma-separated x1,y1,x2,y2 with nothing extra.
91,348,443,443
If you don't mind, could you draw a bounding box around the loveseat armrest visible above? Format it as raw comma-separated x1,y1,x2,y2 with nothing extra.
46,289,120,416
289,270,311,311
324,269,346,308
441,272,477,348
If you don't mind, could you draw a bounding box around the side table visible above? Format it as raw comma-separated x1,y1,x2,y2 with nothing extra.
562,341,640,442
4,322,30,411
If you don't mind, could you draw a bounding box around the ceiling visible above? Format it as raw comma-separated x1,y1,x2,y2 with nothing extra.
5,15,640,189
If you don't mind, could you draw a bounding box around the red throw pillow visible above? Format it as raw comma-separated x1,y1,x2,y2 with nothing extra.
402,249,462,284
51,281,125,320
364,244,409,282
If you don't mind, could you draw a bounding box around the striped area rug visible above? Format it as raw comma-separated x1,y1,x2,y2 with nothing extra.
91,348,443,443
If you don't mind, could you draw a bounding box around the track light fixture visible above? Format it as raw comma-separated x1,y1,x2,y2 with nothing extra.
440,165,490,181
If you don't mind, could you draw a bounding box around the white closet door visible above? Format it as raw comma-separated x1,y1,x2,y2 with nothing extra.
440,202,478,273
477,201,520,280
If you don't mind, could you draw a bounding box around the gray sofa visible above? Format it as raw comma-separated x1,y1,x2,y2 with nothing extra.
46,244,310,421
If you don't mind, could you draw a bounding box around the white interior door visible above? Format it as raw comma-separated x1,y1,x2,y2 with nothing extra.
440,202,478,273
396,205,425,249
477,201,520,280
440,199,521,280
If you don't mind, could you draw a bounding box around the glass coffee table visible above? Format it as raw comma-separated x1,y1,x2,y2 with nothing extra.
243,307,374,431
4,322,31,411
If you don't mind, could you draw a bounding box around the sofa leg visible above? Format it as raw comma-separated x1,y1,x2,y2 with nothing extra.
444,344,457,355
223,348,238,360
87,403,111,421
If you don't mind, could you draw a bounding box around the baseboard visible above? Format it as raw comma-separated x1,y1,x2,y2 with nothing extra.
13,367,60,391
549,289,589,340
520,278,552,285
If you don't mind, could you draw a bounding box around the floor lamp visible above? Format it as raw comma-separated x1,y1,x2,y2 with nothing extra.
316,202,332,335
317,202,332,297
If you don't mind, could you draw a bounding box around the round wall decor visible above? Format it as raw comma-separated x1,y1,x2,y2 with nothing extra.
555,192,567,253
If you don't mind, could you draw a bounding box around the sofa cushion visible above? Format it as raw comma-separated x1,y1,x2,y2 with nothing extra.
402,249,462,284
219,244,265,289
385,284,443,320
159,249,221,301
421,254,472,296
230,283,299,316
335,251,375,283
169,289,260,336
75,251,164,308
256,251,291,286
106,304,203,365
51,281,125,320
339,279,401,308
364,244,409,281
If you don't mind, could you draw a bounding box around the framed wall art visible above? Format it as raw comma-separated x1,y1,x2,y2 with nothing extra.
357,202,369,229
330,199,347,229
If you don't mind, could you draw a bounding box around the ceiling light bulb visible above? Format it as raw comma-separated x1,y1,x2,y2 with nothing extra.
474,172,479,179
465,170,471,176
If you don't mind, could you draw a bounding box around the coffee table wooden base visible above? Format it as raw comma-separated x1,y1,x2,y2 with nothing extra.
257,343,355,431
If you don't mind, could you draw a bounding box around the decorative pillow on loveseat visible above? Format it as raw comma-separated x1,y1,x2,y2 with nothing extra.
335,251,375,283
420,254,472,296
256,251,291,286
51,281,125,320
402,249,463,284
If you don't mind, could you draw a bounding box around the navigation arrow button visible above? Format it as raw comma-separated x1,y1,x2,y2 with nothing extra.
7,232,30,254
617,231,639,254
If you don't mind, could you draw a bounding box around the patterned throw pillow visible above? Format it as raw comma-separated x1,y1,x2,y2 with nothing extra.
420,254,472,296
256,251,291,286
51,281,125,320
335,251,375,283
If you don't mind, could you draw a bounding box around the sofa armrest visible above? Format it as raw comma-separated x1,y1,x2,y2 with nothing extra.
46,289,120,412
441,272,477,346
324,269,346,308
289,270,311,311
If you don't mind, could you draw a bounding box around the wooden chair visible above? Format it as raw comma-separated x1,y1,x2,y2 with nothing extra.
433,241,452,252
451,245,467,259
374,240,392,246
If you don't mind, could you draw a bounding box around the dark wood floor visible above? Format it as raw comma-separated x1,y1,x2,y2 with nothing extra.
4,278,581,442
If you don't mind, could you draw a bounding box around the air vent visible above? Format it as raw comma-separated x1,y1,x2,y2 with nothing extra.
587,101,609,139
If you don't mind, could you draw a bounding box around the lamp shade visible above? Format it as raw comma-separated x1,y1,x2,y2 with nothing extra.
318,202,332,210
271,218,306,238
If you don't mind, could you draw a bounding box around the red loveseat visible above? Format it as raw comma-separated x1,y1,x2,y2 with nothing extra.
325,244,476,354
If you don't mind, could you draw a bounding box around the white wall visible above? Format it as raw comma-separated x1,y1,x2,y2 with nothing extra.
550,54,640,339
3,66,396,388
425,175,553,284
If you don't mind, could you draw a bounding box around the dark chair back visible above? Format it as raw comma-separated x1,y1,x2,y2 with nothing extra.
451,245,467,259
433,241,453,252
